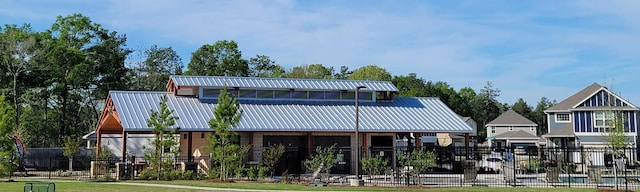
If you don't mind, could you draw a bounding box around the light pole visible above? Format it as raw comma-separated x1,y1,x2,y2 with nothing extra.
353,85,366,186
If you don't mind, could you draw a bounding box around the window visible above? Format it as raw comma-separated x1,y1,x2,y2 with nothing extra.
201,133,205,139
202,89,220,98
556,113,570,122
491,127,495,134
594,111,614,128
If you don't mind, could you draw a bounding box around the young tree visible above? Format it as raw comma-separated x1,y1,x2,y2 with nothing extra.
361,155,388,176
396,149,436,185
208,85,243,181
304,144,341,182
600,85,631,189
62,136,81,172
145,95,180,180
0,94,16,177
261,143,285,177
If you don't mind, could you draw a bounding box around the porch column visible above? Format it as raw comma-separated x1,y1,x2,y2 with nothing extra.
122,131,127,161
96,129,102,156
465,133,470,159
187,132,193,162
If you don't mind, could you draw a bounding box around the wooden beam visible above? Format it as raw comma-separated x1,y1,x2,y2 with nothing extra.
96,129,102,157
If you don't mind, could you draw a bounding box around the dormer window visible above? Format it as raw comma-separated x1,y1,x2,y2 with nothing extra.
556,113,571,123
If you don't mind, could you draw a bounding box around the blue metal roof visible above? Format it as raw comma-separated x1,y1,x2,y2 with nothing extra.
170,75,399,92
109,91,473,133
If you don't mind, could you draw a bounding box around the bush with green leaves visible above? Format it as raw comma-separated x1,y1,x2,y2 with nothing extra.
361,155,389,176
262,144,286,177
304,144,341,181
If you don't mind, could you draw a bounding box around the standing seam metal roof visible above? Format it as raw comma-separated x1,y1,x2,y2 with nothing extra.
170,75,399,92
109,91,473,133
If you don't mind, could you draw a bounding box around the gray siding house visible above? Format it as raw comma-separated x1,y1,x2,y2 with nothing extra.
486,109,539,148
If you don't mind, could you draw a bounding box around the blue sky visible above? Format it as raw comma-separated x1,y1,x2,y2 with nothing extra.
2,0,639,106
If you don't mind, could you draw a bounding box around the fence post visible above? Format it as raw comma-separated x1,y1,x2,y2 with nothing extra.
48,157,51,179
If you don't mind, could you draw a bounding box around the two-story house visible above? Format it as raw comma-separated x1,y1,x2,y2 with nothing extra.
543,83,639,148
485,109,539,149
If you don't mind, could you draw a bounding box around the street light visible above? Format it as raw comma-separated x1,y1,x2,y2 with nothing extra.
353,85,366,186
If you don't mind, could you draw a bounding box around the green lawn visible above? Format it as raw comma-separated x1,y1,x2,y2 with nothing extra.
4,179,611,192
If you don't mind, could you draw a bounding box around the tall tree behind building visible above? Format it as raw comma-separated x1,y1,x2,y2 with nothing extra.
185,40,249,76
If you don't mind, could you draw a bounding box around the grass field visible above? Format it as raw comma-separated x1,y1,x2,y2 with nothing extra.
3,179,622,192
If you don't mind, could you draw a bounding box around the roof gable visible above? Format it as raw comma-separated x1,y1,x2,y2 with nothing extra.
493,130,539,139
169,75,399,92
486,109,536,126
574,88,636,109
546,83,602,111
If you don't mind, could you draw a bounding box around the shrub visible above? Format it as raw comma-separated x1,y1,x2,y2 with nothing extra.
247,166,258,180
138,168,156,180
361,155,389,176
258,166,270,179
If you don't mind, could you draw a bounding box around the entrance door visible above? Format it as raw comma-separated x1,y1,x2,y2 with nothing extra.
263,135,308,175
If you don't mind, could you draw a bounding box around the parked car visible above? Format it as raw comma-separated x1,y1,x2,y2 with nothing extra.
479,156,504,173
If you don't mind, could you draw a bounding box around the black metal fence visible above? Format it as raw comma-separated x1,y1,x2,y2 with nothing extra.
11,146,640,190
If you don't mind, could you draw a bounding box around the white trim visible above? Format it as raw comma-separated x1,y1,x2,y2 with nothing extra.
555,113,571,123
485,124,537,127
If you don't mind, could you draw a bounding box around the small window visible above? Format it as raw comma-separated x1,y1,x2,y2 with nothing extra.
358,92,373,100
556,113,571,122
201,133,205,139
202,89,220,98
325,91,341,100
183,133,188,139
341,91,355,100
274,90,290,99
239,90,256,98
292,91,307,99
491,127,495,133
308,91,324,99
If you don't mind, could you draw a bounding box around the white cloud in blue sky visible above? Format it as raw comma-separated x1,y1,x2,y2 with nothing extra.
2,0,639,105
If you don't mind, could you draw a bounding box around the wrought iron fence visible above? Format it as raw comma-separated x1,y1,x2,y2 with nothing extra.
11,146,640,191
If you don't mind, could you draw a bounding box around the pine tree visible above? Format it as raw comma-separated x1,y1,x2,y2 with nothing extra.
208,85,243,180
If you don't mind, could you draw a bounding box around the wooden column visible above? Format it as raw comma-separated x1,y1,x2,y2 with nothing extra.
307,132,313,157
465,133,470,159
96,129,102,156
187,132,193,162
122,131,128,161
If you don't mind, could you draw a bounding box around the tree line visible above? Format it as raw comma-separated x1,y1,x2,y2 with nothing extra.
1,14,556,148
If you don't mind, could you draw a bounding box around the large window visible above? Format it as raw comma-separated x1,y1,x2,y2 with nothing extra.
555,113,571,122
594,111,614,128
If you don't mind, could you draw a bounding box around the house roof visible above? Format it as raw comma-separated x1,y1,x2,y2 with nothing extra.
493,130,539,139
542,125,574,138
486,109,537,126
546,83,603,111
108,91,474,133
169,75,399,92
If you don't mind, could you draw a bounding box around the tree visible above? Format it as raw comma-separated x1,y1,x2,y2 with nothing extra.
472,81,504,140
248,55,284,78
62,136,81,172
392,73,427,97
333,66,351,79
261,143,285,177
35,14,131,144
348,65,391,81
396,149,436,185
304,144,341,182
132,45,183,91
145,95,180,180
0,24,37,135
532,97,555,135
208,85,243,181
185,40,249,76
512,98,533,120
285,64,333,79
0,94,16,177
361,155,388,176
600,85,631,190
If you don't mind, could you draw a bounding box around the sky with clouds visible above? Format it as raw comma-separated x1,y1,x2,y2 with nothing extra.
2,0,639,106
